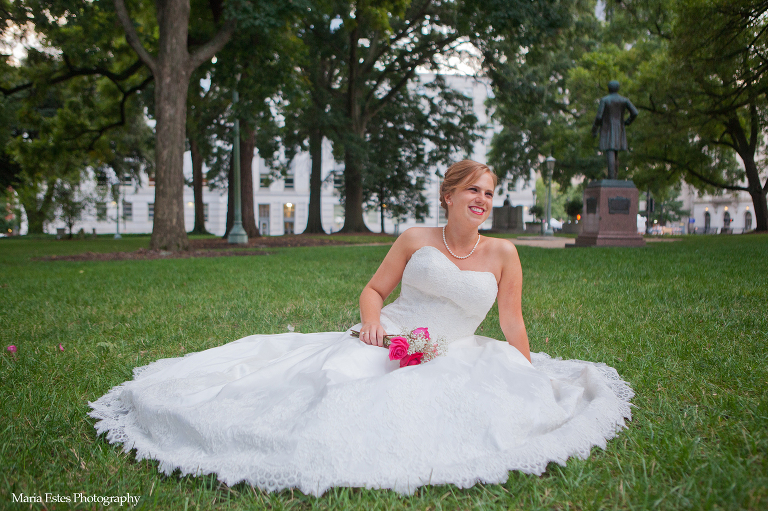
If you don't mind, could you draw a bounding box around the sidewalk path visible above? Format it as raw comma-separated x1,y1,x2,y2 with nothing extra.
509,237,575,249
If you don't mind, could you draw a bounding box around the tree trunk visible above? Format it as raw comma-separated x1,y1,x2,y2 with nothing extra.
22,178,56,234
239,123,259,237
728,112,768,232
749,188,768,232
744,160,768,231
303,126,326,234
340,147,370,233
113,0,234,250
740,149,768,232
189,137,208,234
148,0,193,251
339,28,370,234
380,202,385,234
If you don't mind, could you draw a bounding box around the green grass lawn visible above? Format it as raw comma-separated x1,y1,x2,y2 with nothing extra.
1,234,766,510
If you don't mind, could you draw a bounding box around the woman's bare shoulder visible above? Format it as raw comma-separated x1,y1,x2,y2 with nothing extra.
398,227,441,248
482,235,519,257
401,226,440,239
482,236,521,272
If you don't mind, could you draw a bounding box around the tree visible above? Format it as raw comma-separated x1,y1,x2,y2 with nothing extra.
2,0,155,233
1,186,22,235
585,0,768,231
645,0,768,231
647,185,690,227
0,94,23,191
484,0,603,189
197,15,298,239
54,179,90,238
357,76,482,233
7,80,92,233
533,177,571,222
186,65,228,235
281,13,339,235
294,0,491,233
113,0,235,250
564,196,583,221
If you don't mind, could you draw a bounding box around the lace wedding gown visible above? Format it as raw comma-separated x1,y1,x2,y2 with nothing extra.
89,245,633,496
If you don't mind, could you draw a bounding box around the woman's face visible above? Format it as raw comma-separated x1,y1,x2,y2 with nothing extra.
445,171,495,225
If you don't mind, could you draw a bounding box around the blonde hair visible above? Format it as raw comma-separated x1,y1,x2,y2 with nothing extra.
439,160,498,215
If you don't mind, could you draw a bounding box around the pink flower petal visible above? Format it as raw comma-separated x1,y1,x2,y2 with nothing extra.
388,336,409,361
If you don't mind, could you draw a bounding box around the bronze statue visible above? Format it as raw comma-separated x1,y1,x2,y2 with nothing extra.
591,81,638,180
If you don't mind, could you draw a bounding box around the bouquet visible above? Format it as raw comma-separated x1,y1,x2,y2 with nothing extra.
351,327,446,367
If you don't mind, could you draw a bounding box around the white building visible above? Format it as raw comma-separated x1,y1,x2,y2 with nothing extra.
42,75,539,237
680,185,756,234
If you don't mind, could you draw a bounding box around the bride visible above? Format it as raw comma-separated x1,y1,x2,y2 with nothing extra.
90,160,633,496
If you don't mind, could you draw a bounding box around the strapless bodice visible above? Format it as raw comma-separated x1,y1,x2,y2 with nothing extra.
379,246,498,342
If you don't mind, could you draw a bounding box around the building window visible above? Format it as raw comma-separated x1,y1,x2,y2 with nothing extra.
283,203,295,234
333,171,344,190
203,203,209,222
121,173,132,186
148,203,154,221
96,202,107,221
260,172,271,189
258,204,270,235
148,174,155,186
285,172,294,189
723,211,731,227
96,172,109,190
704,211,711,231
745,211,752,231
122,201,133,221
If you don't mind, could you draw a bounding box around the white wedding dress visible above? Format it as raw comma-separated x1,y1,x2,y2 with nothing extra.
89,245,633,496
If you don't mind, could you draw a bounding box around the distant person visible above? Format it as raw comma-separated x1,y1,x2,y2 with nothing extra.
592,80,638,179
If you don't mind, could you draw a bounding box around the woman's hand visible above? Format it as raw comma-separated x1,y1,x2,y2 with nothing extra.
358,228,423,348
359,322,388,347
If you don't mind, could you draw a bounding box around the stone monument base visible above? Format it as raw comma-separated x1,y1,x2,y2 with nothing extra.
491,205,525,233
573,180,645,247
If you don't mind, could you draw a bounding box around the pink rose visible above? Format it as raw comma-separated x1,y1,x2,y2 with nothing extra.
399,352,424,367
7,345,17,354
388,336,409,361
410,327,430,340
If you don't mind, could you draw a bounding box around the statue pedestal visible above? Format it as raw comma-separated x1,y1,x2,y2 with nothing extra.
573,180,645,247
491,205,525,233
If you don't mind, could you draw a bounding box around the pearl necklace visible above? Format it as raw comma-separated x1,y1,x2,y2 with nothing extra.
442,226,480,260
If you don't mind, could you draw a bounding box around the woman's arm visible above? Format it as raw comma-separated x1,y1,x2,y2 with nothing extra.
495,241,531,362
359,228,423,347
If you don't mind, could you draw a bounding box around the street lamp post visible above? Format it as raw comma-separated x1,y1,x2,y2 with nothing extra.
544,155,556,236
228,89,248,244
111,182,121,239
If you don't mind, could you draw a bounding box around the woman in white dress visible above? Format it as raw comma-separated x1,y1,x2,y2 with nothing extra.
90,160,633,496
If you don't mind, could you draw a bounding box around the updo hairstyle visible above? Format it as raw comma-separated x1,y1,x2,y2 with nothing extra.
439,160,498,216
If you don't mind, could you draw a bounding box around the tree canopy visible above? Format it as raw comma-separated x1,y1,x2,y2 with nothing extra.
4,0,766,239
